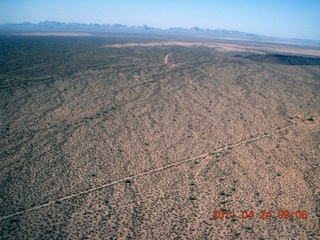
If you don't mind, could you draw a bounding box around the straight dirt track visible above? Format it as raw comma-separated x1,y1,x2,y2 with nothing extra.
1,119,311,221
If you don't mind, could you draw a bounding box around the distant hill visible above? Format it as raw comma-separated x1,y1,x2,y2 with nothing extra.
168,27,258,38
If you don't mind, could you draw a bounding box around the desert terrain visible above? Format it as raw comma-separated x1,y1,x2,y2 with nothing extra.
0,34,320,239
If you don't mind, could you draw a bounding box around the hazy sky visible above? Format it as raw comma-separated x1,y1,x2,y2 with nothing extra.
1,0,320,40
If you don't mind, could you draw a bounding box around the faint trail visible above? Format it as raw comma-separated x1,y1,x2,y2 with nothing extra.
2,117,320,221
164,53,171,64
0,76,58,90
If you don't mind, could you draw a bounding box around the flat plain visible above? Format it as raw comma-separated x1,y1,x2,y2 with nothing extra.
0,34,320,239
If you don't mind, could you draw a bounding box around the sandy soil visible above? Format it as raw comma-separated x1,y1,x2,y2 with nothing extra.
104,41,320,56
0,35,319,239
164,53,171,64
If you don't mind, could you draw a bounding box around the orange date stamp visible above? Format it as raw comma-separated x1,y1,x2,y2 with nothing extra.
212,210,308,220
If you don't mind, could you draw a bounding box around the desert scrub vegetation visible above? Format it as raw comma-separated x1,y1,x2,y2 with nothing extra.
1,35,319,239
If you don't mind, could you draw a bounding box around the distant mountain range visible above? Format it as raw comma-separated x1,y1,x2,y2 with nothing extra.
0,21,271,39
0,21,317,44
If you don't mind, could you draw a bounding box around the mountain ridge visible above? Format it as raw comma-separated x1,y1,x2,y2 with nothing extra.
0,21,318,43
0,21,271,39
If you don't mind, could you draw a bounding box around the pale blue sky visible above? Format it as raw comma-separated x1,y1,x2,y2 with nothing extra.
0,0,319,40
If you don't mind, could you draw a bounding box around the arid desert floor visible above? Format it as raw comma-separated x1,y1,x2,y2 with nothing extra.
0,34,320,239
